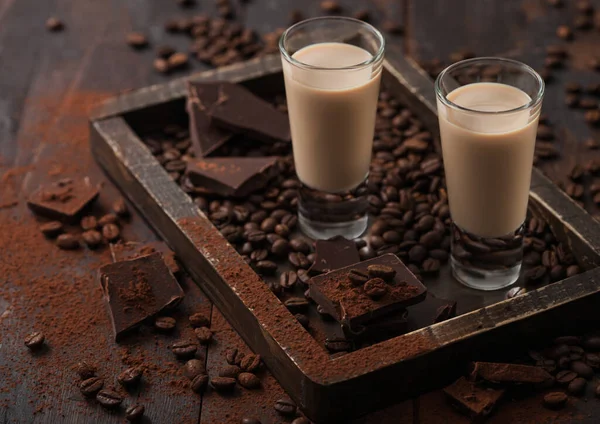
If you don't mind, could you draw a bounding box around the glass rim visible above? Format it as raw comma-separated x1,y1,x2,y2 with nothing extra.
278,16,386,71
434,57,545,115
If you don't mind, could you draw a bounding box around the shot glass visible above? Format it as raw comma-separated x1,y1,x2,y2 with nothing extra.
435,58,544,290
279,17,385,240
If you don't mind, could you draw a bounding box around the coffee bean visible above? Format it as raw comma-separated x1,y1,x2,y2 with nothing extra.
118,366,143,387
292,418,310,424
96,389,123,408
219,365,242,379
80,216,98,231
170,340,198,359
194,326,213,344
278,271,297,290
102,223,120,242
288,252,311,269
74,361,97,380
40,221,63,238
289,238,310,254
359,245,376,260
420,230,443,248
251,249,269,262
348,269,369,286
57,233,80,250
571,361,594,379
297,269,311,285
409,244,428,263
168,52,189,70
271,239,290,256
583,335,600,351
126,32,148,49
240,354,261,372
421,257,441,274
556,370,578,384
580,98,598,109
154,58,169,73
543,392,568,410
566,265,581,278
274,397,297,416
549,265,566,282
189,312,210,328
80,377,104,397
241,419,262,424
284,297,309,313
125,404,145,422
157,45,175,59
364,278,388,299
46,17,64,31
155,316,176,332
189,373,209,394
24,331,45,350
524,266,546,284
585,110,600,126
255,260,277,274
367,264,396,281
210,376,236,392
238,372,261,389
320,0,341,13
183,359,206,380
557,25,573,40
81,230,103,248
382,20,403,34
568,377,587,395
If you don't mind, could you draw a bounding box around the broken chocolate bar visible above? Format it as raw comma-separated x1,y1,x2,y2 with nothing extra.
309,254,427,326
308,236,360,275
342,309,409,343
444,377,504,420
27,178,99,222
98,252,184,341
111,241,180,276
186,81,233,157
186,156,279,197
471,362,553,385
208,82,291,144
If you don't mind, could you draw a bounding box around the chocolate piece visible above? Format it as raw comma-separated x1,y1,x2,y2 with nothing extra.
186,156,278,197
27,178,99,222
444,377,504,420
186,81,233,157
207,82,291,144
98,252,184,341
111,241,180,276
406,293,457,330
309,254,427,326
471,362,553,385
308,236,360,275
342,309,409,343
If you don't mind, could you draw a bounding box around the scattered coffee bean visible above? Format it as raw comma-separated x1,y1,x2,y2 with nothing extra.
348,269,370,286
225,347,243,366
191,374,209,393
39,221,63,238
74,361,97,380
274,397,297,417
82,230,103,248
168,52,189,70
280,271,298,289
183,359,206,380
80,377,104,397
568,377,587,395
46,17,64,31
189,312,210,328
126,32,148,49
112,197,130,217
571,361,594,379
102,223,120,242
210,376,236,392
96,389,123,408
543,392,568,410
194,326,213,344
556,25,573,40
367,264,396,281
556,370,578,385
240,354,261,372
56,233,79,250
154,58,170,74
320,0,341,13
241,419,262,424
155,316,176,332
117,366,143,387
171,340,199,359
125,404,145,422
325,337,352,353
24,331,45,350
219,365,242,379
364,278,388,299
238,372,261,389
284,297,309,313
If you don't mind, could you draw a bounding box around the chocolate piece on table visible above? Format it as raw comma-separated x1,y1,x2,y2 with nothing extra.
27,178,99,222
342,309,409,343
111,241,180,276
207,82,291,144
186,156,279,197
471,362,553,385
406,293,457,330
186,81,233,157
308,236,360,275
98,252,184,341
309,254,427,326
443,377,504,420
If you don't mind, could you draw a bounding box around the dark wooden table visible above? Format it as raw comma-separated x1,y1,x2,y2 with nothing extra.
1,0,599,423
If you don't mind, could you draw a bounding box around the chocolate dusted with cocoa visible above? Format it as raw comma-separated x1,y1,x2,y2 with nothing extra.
443,377,505,420
98,252,184,341
309,254,427,326
308,235,360,275
27,178,99,222
207,82,291,144
186,156,279,197
342,309,409,343
111,241,180,276
471,362,553,385
186,81,233,157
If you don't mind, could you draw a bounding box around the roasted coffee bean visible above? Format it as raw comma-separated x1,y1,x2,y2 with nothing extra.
246,229,266,243
543,392,568,410
189,312,210,328
241,419,262,424
420,230,443,248
183,359,206,380
568,377,587,395
155,316,176,332
274,397,297,416
421,257,441,274
295,269,310,286
429,249,449,262
524,266,546,284
320,0,341,13
57,233,80,250
74,361,97,380
98,213,118,226
219,365,242,379
289,238,310,254
556,25,573,40
81,230,102,248
288,252,311,269
292,418,311,424
414,215,435,232
240,354,261,372
369,235,385,249
367,264,396,281
46,17,64,31
571,361,594,379
566,265,581,277
80,377,104,397
40,221,63,238
194,326,213,344
171,340,198,359
255,260,277,274
118,366,143,387
585,109,600,125
556,370,578,384
348,269,370,286
126,32,148,49
96,389,123,408
260,217,277,233
585,353,600,369
157,45,175,59
550,265,566,281
280,271,298,289
284,297,309,313
238,372,261,389
583,335,600,351
153,57,169,73
250,249,269,262
190,374,209,393
125,404,145,422
210,376,236,392
24,331,45,349
325,337,352,353
168,52,189,70
80,216,98,231
364,278,388,299
102,223,120,242
359,245,376,260
542,250,559,267
409,244,428,263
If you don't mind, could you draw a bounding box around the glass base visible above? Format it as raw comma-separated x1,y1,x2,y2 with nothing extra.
297,181,368,240
451,223,524,291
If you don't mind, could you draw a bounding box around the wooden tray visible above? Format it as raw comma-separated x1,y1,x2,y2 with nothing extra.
90,52,600,422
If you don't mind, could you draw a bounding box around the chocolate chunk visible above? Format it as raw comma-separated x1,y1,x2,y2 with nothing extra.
443,377,504,420
471,362,553,384
206,82,291,144
110,241,180,276
27,178,99,222
406,293,457,329
186,81,234,157
309,254,427,326
342,309,409,343
98,252,184,341
308,236,360,275
186,156,279,197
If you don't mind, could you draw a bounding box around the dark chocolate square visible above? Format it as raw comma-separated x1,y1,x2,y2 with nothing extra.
27,178,99,222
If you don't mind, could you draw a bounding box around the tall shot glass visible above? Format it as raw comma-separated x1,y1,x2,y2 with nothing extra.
279,17,385,240
435,58,544,290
